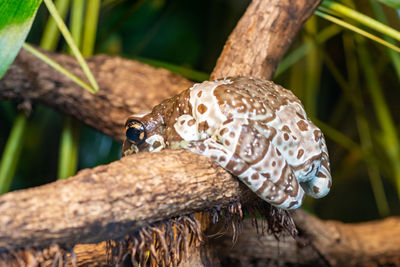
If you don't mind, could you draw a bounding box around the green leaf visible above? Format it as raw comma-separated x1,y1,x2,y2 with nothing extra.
42,0,99,92
0,0,42,78
315,10,400,53
320,1,400,42
378,0,400,9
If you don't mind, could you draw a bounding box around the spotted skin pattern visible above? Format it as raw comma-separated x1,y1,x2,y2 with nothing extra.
123,77,332,209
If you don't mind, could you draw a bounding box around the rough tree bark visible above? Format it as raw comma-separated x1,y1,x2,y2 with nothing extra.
1,0,399,266
0,149,253,250
213,210,400,266
211,0,320,80
1,49,191,142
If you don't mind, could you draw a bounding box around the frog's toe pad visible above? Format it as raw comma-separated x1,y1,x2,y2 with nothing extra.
301,172,332,198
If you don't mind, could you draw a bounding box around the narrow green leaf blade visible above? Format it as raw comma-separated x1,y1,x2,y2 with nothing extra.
0,0,42,78
378,0,400,9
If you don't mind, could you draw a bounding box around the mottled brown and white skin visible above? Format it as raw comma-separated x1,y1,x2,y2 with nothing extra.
123,77,332,210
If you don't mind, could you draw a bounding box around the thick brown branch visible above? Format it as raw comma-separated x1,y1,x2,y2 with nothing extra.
0,49,192,142
211,0,321,80
213,210,400,266
0,149,255,251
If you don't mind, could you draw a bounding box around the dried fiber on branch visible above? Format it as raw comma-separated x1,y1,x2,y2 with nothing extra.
107,214,203,267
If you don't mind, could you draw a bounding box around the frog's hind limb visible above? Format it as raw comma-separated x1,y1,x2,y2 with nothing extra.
182,135,305,210
300,137,332,199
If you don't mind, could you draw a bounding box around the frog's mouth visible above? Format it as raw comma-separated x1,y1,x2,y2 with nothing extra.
122,134,166,157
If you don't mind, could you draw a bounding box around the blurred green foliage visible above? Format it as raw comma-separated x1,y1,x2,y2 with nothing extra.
0,0,400,223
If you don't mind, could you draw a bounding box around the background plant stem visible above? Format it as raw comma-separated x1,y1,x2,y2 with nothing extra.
0,112,28,194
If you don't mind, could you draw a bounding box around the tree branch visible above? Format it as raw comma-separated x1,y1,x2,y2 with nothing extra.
0,149,257,251
211,0,321,79
212,210,400,266
1,49,192,142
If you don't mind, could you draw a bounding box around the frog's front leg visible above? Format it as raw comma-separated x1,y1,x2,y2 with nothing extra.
184,137,305,210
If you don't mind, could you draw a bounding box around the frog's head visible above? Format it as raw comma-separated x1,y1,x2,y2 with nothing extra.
122,111,166,156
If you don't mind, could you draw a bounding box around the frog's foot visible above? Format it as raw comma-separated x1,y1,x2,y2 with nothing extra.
301,142,332,198
185,138,305,210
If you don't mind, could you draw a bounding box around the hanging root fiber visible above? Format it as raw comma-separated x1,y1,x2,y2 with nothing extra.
106,213,203,267
246,201,298,239
207,201,297,245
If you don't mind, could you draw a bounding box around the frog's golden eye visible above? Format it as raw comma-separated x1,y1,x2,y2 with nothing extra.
125,120,146,146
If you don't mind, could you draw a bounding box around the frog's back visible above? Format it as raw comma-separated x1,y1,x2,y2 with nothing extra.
190,77,329,184
204,77,300,121
187,76,307,132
